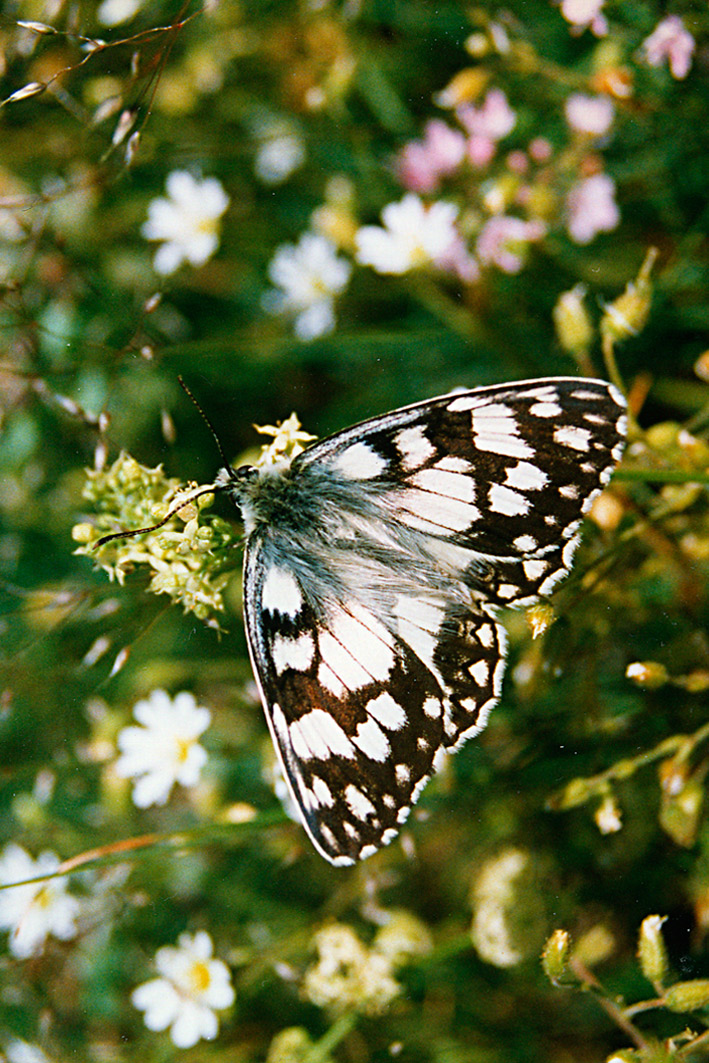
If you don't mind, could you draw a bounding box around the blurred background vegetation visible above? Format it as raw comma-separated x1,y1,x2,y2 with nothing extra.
1,1,709,1060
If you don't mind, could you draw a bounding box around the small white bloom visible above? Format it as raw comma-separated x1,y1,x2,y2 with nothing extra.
594,794,623,834
141,171,229,275
132,930,235,1048
560,0,608,36
115,689,211,808
255,132,306,185
0,843,80,958
97,0,143,25
263,232,351,340
355,193,460,275
564,93,615,136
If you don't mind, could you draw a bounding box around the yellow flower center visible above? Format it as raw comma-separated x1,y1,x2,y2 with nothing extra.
188,960,212,994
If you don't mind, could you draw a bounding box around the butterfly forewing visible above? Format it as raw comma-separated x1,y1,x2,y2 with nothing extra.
237,377,626,864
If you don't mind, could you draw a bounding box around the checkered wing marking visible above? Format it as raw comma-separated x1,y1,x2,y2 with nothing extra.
239,377,626,865
303,376,627,608
244,538,507,865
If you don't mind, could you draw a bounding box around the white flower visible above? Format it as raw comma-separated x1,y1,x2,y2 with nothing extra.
595,794,623,834
641,15,695,80
263,232,351,340
355,193,460,275
114,689,211,808
255,132,306,185
0,843,80,958
566,172,620,244
564,93,615,136
132,930,235,1048
141,171,229,275
97,0,143,25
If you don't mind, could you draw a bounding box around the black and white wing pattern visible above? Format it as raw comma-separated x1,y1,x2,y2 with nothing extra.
231,377,627,866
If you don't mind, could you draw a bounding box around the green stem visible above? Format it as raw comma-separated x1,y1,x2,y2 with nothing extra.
303,1012,359,1063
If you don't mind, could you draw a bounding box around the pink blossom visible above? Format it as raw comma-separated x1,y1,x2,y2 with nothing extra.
506,150,528,174
560,0,608,36
397,120,466,193
565,93,615,136
529,137,552,163
466,135,496,169
476,215,545,273
435,236,481,283
566,173,620,244
457,88,516,140
641,15,695,80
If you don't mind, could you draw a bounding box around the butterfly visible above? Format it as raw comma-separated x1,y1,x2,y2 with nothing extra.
216,376,627,866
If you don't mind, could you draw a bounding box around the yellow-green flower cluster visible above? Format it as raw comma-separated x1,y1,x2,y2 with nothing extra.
72,452,236,623
302,914,432,1016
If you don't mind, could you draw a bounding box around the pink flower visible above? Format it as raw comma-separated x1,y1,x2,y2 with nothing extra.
457,88,516,140
466,135,496,169
476,215,545,273
566,173,620,244
641,15,695,80
565,93,615,136
396,120,466,193
435,236,481,283
560,0,608,36
506,150,528,174
529,137,552,163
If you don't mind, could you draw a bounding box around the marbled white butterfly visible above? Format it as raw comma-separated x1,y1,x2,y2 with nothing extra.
220,377,626,866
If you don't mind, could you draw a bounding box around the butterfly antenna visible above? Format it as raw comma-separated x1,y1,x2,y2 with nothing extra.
178,375,235,474
92,484,224,549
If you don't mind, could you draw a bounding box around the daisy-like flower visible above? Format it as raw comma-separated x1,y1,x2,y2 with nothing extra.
564,93,615,136
355,193,460,275
263,232,352,340
114,689,211,808
132,930,235,1048
475,215,546,273
302,924,400,1016
0,843,80,958
641,15,695,80
141,171,229,275
566,172,620,244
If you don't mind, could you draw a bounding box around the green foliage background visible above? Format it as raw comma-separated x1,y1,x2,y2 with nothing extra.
1,1,709,1060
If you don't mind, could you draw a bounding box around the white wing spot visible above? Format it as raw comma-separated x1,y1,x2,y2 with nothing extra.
333,441,387,479
343,821,360,840
353,716,391,762
523,558,549,581
513,533,537,552
410,467,477,503
311,776,334,807
359,844,379,860
393,487,481,532
366,691,407,731
435,455,474,472
554,425,592,452
423,696,442,718
318,629,372,691
488,483,530,517
289,708,356,761
471,404,535,459
497,584,519,600
345,784,376,820
468,659,489,685
318,661,346,698
529,401,562,418
504,461,548,491
562,536,580,567
395,763,411,784
262,566,302,617
381,828,399,846
328,607,395,682
417,736,430,752
271,632,315,675
476,623,495,649
559,483,579,499
394,425,436,471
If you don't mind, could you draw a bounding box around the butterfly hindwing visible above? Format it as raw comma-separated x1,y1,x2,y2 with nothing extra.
235,377,627,864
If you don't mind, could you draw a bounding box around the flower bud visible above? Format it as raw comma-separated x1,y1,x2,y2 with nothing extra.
542,929,574,986
601,247,658,343
637,915,668,984
625,661,669,689
553,284,593,355
664,979,709,1013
